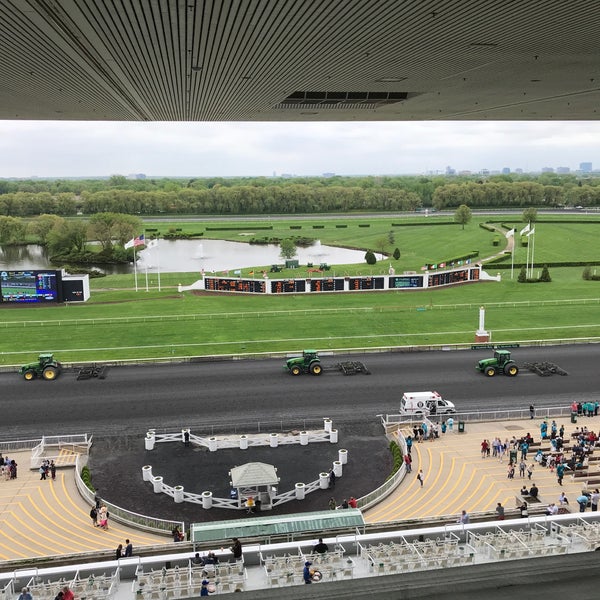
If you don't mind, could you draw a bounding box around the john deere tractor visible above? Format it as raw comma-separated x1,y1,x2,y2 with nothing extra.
285,350,323,376
476,349,519,377
20,353,62,381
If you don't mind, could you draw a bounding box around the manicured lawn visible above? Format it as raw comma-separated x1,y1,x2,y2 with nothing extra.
0,215,598,366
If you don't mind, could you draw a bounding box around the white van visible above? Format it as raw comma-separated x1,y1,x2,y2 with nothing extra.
400,391,456,416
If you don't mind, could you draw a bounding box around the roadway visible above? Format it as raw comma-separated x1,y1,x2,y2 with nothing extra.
2,344,599,439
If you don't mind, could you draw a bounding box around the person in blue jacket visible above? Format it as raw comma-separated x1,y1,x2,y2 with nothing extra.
303,561,313,584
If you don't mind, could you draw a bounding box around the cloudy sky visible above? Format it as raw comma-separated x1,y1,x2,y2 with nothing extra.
0,120,599,178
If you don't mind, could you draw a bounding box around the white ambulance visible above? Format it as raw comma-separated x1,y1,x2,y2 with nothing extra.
400,391,456,416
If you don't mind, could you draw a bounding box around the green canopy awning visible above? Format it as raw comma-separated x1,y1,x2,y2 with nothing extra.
191,509,364,543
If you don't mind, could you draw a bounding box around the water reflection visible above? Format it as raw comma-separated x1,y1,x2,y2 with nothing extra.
1,240,366,274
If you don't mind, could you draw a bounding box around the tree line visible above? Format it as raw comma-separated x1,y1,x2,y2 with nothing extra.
0,173,599,217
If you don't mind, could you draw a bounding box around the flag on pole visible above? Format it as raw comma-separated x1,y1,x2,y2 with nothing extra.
505,228,515,238
526,227,535,236
125,234,145,249
519,223,530,236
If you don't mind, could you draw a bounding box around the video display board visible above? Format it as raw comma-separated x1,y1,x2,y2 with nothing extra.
349,277,385,290
271,280,306,293
428,269,469,288
204,277,266,293
389,275,423,289
310,278,345,292
0,270,62,303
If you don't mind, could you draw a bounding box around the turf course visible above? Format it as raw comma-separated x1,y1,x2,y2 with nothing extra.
0,215,598,366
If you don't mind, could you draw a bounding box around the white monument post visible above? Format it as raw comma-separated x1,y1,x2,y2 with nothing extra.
475,305,490,342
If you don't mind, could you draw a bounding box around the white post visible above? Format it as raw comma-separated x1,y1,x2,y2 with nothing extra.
300,431,309,445
145,431,155,450
269,433,279,448
133,244,139,292
239,435,248,450
295,483,306,500
330,429,338,443
142,465,153,481
174,486,184,503
152,476,163,493
323,418,333,433
338,449,348,464
208,437,218,452
333,460,343,477
202,491,213,509
319,472,329,489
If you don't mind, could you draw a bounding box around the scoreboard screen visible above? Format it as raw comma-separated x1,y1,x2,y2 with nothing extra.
349,277,385,290
389,276,423,289
310,278,344,292
428,269,469,287
271,279,306,293
0,270,62,303
204,277,266,293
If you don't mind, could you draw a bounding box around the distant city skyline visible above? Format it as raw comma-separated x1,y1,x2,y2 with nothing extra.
0,120,599,178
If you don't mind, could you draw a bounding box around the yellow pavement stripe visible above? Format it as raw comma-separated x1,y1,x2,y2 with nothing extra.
2,504,70,556
52,470,170,546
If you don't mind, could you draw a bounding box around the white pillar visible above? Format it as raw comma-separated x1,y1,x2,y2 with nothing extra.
319,472,329,489
333,460,342,478
239,435,248,450
208,437,218,452
300,431,309,445
330,429,338,443
174,486,184,503
323,418,333,433
181,428,190,442
295,483,306,500
202,491,213,509
152,476,163,493
338,449,348,464
142,465,153,481
269,433,279,448
145,431,155,450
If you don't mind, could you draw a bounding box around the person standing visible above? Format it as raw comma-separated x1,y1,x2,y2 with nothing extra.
89,506,98,527
556,462,566,486
184,430,190,447
529,404,535,419
519,459,526,478
496,503,505,520
457,510,469,524
590,489,600,511
348,496,358,508
230,537,242,560
404,454,412,473
527,464,534,480
124,539,133,557
18,588,32,600
329,469,336,488
303,561,313,584
328,497,336,510
313,538,329,554
115,544,123,560
50,460,56,481
417,469,424,487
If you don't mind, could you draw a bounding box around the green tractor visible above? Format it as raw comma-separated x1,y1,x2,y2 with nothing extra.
476,349,519,377
20,353,62,381
285,350,323,376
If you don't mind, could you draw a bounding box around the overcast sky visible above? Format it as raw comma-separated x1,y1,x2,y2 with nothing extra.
0,120,598,178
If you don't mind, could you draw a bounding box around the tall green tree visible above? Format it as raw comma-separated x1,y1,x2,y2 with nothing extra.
28,214,64,244
0,216,25,243
454,204,472,229
279,238,297,260
522,207,538,223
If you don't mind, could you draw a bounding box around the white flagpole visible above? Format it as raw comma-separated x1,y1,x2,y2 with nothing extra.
525,222,531,280
511,238,515,280
530,230,535,279
133,245,139,292
145,263,149,292
157,243,161,292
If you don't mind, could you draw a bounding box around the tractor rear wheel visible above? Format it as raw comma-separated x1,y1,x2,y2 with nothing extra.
504,363,519,376
23,370,36,381
42,366,59,380
485,366,497,377
310,362,322,375
290,365,302,376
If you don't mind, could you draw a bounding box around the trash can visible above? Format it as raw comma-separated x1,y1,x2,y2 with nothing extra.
571,412,578,424
458,421,465,433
